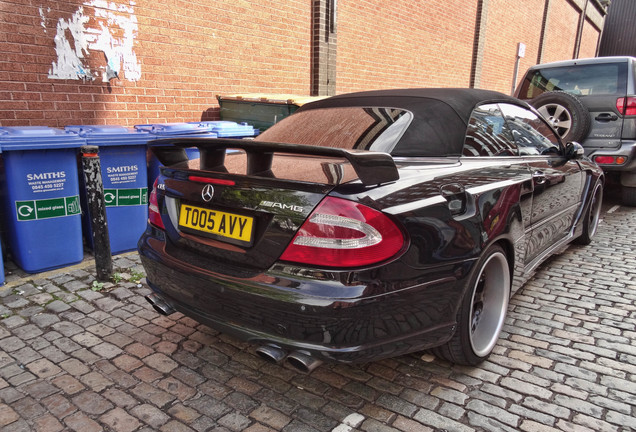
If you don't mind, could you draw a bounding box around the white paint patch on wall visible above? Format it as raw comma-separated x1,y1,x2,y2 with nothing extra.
39,7,50,33
48,7,93,81
47,0,142,82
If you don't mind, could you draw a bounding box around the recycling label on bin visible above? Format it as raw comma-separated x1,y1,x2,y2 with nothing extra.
103,188,148,207
16,196,81,221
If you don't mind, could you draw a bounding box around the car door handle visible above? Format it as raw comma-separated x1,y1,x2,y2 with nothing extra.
533,171,547,185
595,113,618,122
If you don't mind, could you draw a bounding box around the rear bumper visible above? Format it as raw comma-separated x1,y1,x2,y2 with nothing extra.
138,231,469,364
586,140,636,172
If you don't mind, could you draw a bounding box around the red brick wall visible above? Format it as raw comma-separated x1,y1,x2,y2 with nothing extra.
580,19,601,59
0,0,311,127
0,0,605,128
542,0,581,63
335,0,478,93
479,0,547,94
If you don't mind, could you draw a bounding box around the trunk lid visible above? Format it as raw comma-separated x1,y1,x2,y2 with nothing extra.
152,138,399,275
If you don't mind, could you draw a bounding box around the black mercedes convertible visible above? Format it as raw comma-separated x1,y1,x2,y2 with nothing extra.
138,88,603,372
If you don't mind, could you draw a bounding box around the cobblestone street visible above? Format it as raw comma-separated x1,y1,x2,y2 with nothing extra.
0,190,635,432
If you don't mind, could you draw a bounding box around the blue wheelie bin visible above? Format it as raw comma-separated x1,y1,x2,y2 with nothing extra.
138,122,258,189
134,122,217,188
0,127,85,273
216,94,326,131
66,125,152,255
189,121,257,138
0,144,4,285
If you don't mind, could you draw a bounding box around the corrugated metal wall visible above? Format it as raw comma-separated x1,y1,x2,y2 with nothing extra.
599,0,636,57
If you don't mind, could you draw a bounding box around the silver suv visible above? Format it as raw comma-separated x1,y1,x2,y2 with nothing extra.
516,56,636,206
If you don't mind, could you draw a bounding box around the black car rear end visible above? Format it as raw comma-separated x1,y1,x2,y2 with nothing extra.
138,139,469,368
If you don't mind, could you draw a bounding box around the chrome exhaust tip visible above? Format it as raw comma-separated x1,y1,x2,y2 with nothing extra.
145,293,176,315
287,350,323,373
255,345,287,364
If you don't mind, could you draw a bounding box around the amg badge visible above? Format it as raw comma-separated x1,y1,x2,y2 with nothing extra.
259,200,304,213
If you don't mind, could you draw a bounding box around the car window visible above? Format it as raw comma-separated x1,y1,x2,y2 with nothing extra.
256,107,413,153
499,103,561,156
463,103,518,157
518,63,627,99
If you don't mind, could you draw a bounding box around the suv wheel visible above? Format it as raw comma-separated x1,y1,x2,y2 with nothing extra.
623,186,636,207
530,91,591,142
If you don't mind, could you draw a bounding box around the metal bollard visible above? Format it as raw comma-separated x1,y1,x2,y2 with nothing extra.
80,145,113,281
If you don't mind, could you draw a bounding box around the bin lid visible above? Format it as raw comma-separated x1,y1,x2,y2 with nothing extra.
216,94,327,107
134,122,217,136
65,125,152,146
189,121,257,138
0,126,86,151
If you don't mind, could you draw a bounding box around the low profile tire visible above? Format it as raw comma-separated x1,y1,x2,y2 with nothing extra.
432,245,510,366
575,181,603,245
622,185,636,207
531,91,591,143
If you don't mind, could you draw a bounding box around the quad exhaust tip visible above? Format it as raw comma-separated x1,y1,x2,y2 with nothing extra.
256,345,323,373
256,345,287,364
286,350,323,373
145,293,177,316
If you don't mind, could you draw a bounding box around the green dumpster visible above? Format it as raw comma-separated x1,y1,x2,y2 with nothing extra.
216,94,327,131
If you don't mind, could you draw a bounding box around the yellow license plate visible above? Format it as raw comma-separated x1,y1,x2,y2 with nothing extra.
179,204,254,244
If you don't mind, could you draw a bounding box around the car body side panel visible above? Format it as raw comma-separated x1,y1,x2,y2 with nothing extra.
333,158,535,296
524,157,584,262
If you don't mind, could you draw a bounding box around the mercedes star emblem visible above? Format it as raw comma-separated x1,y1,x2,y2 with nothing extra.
201,184,214,202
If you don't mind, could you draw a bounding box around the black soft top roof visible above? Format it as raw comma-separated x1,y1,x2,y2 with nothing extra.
298,88,526,157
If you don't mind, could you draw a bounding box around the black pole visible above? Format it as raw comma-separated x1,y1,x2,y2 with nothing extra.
80,145,112,281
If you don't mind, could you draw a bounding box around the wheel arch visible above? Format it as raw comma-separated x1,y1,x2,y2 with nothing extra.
492,238,515,284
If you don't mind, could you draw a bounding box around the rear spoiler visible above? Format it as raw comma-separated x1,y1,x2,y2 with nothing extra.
149,137,399,186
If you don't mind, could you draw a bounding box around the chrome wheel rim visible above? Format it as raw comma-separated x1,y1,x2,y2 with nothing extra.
537,103,572,138
469,252,510,357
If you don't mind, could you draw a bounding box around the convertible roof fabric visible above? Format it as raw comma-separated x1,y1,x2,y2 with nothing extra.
298,88,525,157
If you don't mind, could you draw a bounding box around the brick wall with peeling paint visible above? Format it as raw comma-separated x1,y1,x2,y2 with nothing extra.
0,0,605,127
1,0,311,127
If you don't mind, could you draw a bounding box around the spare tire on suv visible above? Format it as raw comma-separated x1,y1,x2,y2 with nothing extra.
530,91,591,143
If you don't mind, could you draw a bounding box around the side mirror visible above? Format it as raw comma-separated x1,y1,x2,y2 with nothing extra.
565,141,585,159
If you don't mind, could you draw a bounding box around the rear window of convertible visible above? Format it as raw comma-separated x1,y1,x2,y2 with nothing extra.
256,107,413,154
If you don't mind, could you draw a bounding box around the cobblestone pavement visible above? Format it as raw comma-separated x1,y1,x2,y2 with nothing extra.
0,190,635,432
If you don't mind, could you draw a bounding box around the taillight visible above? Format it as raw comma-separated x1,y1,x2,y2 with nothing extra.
279,197,405,268
595,155,627,165
616,96,636,116
148,178,165,229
